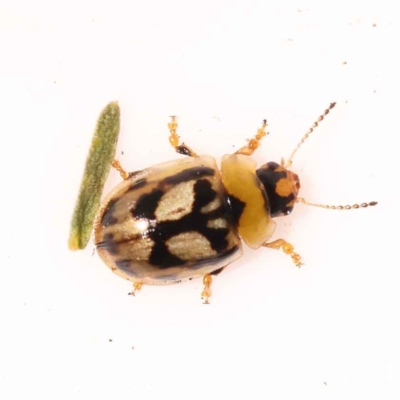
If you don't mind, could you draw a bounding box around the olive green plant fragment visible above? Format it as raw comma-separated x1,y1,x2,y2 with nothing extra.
68,101,120,250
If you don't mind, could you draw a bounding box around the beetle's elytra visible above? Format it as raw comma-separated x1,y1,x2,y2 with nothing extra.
73,102,377,303
94,156,243,286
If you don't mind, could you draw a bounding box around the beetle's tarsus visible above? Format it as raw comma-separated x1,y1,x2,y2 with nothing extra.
235,119,268,156
168,116,198,157
112,159,128,180
128,282,143,296
263,239,303,267
201,274,212,304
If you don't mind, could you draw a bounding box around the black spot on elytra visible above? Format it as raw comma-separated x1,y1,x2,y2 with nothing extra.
193,179,216,207
115,259,132,271
101,198,119,226
114,259,140,278
96,233,119,255
162,166,215,185
227,195,246,224
129,178,147,191
211,267,225,276
133,189,164,219
128,170,142,178
149,241,186,267
145,178,232,269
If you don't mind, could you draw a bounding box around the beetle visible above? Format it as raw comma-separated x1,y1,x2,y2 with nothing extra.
93,103,377,303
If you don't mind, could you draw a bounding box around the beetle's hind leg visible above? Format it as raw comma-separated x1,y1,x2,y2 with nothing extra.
263,239,303,267
201,274,212,304
168,116,198,157
235,119,268,156
128,281,143,296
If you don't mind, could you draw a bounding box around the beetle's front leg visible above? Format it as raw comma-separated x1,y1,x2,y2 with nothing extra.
262,239,303,267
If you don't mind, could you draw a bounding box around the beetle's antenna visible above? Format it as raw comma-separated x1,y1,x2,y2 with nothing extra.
284,102,336,168
296,197,378,210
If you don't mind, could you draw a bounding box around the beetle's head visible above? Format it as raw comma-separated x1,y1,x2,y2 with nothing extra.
256,162,300,217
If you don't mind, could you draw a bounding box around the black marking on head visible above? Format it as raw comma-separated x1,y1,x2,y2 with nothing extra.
256,162,296,217
162,166,215,186
101,198,119,227
133,189,164,219
226,195,246,224
129,178,147,191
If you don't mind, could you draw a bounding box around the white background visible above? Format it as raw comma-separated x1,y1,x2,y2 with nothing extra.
1,1,399,399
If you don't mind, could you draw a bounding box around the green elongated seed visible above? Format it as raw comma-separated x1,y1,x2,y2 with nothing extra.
68,101,120,250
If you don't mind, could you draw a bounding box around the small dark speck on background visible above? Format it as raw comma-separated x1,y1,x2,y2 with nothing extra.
121,151,124,155
109,339,113,342
131,346,135,350
373,23,377,27
342,61,347,65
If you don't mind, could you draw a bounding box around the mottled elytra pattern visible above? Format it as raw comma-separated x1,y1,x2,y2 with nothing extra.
257,162,300,217
94,156,242,285
134,175,230,268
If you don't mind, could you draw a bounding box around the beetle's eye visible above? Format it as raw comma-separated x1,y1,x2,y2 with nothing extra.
256,162,300,217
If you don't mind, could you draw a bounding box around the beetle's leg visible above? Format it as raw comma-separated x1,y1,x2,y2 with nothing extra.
235,119,268,156
128,281,143,296
201,274,212,304
168,116,198,157
262,239,303,267
112,160,128,180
